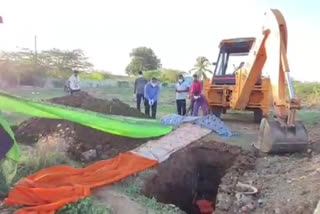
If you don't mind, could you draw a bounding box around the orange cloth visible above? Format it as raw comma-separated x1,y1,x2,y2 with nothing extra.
4,152,158,214
196,199,214,214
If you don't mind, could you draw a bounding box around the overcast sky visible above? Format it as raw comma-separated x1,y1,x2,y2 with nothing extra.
0,0,319,81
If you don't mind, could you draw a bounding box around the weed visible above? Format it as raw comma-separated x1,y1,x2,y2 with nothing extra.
14,133,75,183
122,183,185,214
294,81,320,108
57,197,111,214
297,110,320,125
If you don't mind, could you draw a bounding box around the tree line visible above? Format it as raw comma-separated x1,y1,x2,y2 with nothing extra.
126,46,213,81
0,46,213,87
0,48,95,87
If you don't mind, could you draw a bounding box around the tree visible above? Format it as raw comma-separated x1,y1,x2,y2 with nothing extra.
189,56,213,80
0,48,93,87
126,47,161,75
39,49,93,77
0,48,41,86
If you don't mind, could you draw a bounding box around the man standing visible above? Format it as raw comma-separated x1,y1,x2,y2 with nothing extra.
187,74,202,115
67,70,80,95
192,92,208,116
176,74,189,116
134,71,147,112
144,77,160,119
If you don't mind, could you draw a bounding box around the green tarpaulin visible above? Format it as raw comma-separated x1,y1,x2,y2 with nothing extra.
0,116,19,195
0,92,172,138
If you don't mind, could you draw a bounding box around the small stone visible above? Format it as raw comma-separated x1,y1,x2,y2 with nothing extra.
274,208,281,214
246,202,255,210
258,199,264,207
57,124,62,128
235,193,253,206
216,192,233,211
241,206,249,213
81,149,97,161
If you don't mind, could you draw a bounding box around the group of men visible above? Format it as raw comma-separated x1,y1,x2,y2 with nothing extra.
65,70,208,119
134,71,208,118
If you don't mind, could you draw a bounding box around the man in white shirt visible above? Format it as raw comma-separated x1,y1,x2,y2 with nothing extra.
67,70,80,95
175,74,189,116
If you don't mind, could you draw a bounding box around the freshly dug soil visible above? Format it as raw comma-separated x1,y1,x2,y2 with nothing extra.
15,91,149,161
143,140,255,214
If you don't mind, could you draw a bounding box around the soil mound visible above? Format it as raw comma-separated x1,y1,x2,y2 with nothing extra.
15,91,149,161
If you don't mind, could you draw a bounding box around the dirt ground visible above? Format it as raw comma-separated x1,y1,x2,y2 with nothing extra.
202,117,320,214
14,91,150,161
7,91,320,214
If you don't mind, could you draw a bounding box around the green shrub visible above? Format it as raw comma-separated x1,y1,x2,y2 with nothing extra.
117,81,130,88
57,197,111,214
143,69,183,83
14,134,73,183
80,72,110,80
144,70,160,80
294,81,320,107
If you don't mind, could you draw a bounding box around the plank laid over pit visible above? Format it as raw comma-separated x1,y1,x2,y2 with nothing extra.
132,124,211,162
4,124,210,214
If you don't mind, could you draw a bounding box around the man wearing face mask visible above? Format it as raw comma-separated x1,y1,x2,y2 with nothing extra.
175,74,189,115
144,77,160,119
134,71,148,112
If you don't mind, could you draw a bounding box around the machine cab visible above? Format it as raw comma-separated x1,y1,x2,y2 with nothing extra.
212,37,255,85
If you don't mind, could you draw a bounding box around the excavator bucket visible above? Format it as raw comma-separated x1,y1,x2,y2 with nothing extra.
256,118,308,153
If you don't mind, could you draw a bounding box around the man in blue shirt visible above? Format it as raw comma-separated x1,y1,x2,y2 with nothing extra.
144,77,160,119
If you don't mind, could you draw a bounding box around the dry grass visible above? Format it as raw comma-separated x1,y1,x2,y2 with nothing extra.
294,81,320,109
14,133,75,183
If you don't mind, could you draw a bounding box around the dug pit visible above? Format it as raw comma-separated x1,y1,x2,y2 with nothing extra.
143,140,255,214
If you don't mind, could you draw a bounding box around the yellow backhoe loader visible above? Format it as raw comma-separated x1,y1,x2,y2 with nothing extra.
204,9,308,153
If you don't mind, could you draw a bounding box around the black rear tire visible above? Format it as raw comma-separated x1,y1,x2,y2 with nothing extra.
211,107,222,118
254,109,263,123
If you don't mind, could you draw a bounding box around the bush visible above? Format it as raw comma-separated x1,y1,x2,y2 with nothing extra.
57,197,111,214
14,134,73,183
160,69,182,83
162,82,168,87
294,81,320,107
80,72,110,80
143,69,183,83
117,81,130,88
144,70,160,80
